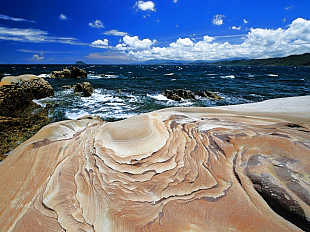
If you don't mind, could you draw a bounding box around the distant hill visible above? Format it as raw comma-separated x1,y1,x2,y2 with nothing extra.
212,53,310,67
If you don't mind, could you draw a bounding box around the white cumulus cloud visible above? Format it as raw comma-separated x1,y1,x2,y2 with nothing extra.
119,35,156,50
212,14,225,26
232,26,241,30
59,14,68,20
243,19,249,24
135,1,156,11
173,0,178,3
31,54,44,61
115,18,310,62
89,20,105,28
91,39,109,48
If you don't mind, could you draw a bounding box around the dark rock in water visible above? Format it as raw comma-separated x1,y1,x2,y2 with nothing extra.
49,66,87,79
73,83,83,93
0,70,4,79
61,85,72,89
73,82,94,97
82,82,94,97
195,90,222,100
71,66,87,79
164,89,195,101
0,75,54,117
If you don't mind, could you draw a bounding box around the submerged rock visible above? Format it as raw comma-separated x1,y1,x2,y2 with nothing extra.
0,96,310,231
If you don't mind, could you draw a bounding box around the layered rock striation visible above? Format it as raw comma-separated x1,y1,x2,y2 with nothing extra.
0,96,310,231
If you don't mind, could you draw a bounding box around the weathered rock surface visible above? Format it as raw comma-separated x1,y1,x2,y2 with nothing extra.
0,75,54,160
0,75,54,117
49,66,87,79
0,96,310,231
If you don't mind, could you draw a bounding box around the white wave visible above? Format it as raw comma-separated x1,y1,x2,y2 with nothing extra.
65,109,89,120
248,74,255,77
147,94,169,101
267,74,278,77
164,73,174,76
38,74,50,78
221,75,235,79
32,99,46,107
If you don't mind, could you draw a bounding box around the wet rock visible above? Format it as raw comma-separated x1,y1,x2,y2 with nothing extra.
164,89,196,101
73,83,83,93
49,66,87,79
71,66,87,79
195,90,222,100
73,82,94,97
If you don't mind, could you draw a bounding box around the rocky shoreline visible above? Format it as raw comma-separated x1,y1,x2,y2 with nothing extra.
0,95,309,230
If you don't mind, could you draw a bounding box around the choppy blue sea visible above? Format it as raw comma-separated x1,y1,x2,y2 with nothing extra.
1,64,309,122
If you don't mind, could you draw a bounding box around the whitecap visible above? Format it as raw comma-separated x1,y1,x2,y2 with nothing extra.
65,109,89,120
147,94,169,101
164,73,174,76
32,99,46,107
38,74,50,78
221,75,235,79
267,74,278,77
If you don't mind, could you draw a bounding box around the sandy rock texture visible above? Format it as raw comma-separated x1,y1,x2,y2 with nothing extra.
0,96,310,231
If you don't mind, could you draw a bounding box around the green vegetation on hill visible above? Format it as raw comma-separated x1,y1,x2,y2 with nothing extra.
212,53,310,67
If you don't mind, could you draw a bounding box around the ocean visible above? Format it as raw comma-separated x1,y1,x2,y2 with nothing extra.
1,64,309,122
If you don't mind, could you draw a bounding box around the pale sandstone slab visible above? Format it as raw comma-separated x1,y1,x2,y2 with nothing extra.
0,96,310,231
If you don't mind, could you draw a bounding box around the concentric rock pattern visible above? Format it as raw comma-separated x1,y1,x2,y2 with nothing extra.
0,96,310,231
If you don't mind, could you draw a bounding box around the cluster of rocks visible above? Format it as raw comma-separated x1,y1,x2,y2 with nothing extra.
62,82,94,97
0,75,55,161
164,89,222,101
49,66,87,79
0,75,54,117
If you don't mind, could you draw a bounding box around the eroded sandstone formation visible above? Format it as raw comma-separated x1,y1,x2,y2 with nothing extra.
0,96,310,231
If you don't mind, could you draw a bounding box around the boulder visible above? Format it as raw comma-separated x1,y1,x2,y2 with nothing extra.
82,81,94,97
71,66,87,79
0,96,310,231
0,75,54,117
73,82,94,97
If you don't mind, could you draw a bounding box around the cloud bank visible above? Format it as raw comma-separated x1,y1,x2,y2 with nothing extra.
114,18,310,61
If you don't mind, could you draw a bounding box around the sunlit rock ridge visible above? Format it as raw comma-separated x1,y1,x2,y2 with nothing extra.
0,95,310,231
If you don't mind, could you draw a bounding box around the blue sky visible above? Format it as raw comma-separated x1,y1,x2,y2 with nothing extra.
0,0,310,64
